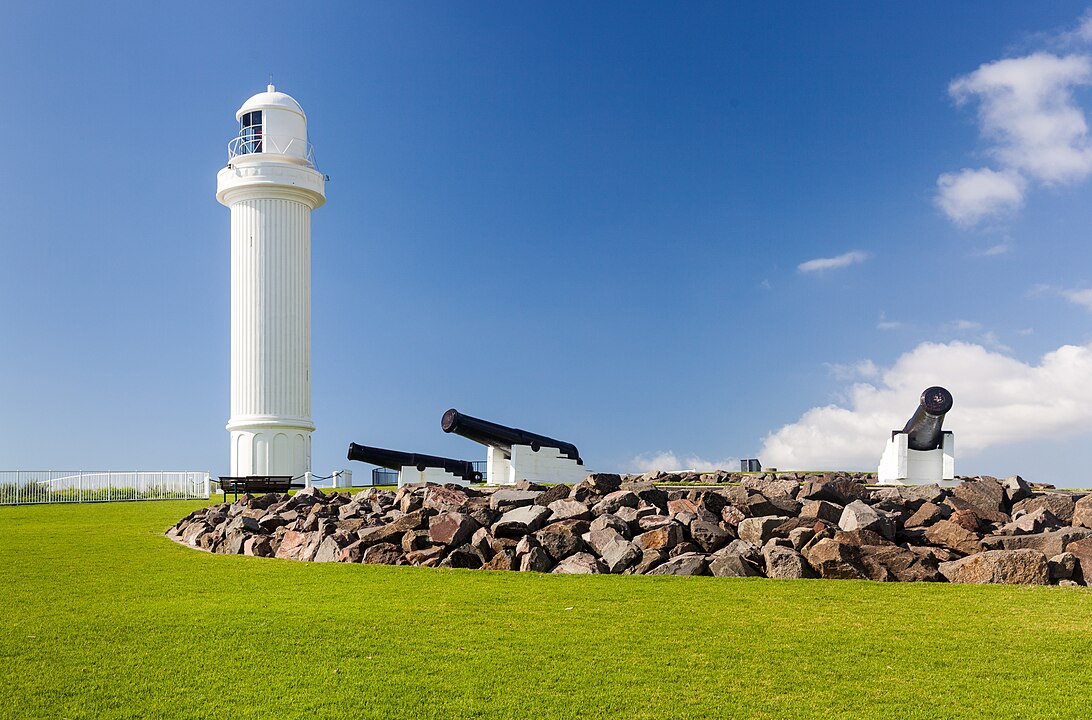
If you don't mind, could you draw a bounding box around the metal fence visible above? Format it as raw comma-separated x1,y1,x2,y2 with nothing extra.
0,471,211,506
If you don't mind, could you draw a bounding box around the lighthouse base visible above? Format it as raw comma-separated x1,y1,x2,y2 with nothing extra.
229,423,312,479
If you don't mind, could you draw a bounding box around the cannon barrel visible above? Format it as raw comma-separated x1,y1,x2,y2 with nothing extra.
441,408,583,463
346,443,483,482
901,386,953,451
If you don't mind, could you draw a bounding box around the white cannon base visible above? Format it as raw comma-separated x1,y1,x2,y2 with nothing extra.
398,466,470,488
878,431,955,486
487,445,589,486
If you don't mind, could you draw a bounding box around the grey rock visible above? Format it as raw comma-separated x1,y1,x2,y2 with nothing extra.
1001,475,1032,505
600,537,641,573
799,500,843,524
689,520,731,553
551,552,605,574
709,553,761,578
492,505,552,537
489,489,542,511
628,549,667,574
646,552,709,576
737,515,791,546
1049,552,1078,581
981,528,1092,557
1073,494,1092,530
590,513,630,538
593,490,639,516
535,520,589,562
762,545,812,579
519,546,554,572
546,499,593,522
839,500,895,540
1012,493,1077,525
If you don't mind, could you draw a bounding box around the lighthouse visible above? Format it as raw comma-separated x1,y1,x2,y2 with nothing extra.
216,85,325,478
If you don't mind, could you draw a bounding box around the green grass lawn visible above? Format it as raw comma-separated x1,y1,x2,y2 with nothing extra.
2,500,1090,719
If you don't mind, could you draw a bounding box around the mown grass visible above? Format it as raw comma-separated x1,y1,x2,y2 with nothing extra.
1,501,1090,719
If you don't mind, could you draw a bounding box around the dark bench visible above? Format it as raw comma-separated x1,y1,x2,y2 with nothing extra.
216,475,294,502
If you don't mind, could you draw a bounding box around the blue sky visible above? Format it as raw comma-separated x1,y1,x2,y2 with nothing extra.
3,2,1092,485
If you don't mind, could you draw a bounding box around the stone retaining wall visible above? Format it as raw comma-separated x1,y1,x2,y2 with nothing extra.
168,473,1092,585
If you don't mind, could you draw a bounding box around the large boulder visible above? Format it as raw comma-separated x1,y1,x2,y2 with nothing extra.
422,486,469,513
534,520,589,562
804,538,866,580
492,505,552,537
646,553,709,576
547,499,593,522
858,545,943,582
708,552,762,578
939,549,1049,585
1073,495,1092,530
428,511,479,547
689,520,731,553
599,537,641,573
904,502,949,529
981,528,1092,557
362,542,404,565
923,520,982,555
952,477,1007,518
799,500,843,524
634,523,684,553
551,552,605,574
737,515,791,546
838,500,895,540
1012,493,1077,525
1061,537,1092,584
489,489,542,511
762,546,812,579
594,490,639,516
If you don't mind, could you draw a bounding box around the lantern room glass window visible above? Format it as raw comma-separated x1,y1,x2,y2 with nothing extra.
240,111,263,154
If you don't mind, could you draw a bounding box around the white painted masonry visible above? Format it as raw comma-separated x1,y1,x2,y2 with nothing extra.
216,85,325,478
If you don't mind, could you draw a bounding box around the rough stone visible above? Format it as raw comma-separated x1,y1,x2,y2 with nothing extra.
439,544,483,569
634,523,684,553
362,542,404,565
593,490,639,516
858,545,943,583
1048,552,1077,581
422,486,469,514
1001,475,1032,505
492,505,552,537
805,538,866,580
838,501,895,540
904,502,949,529
533,483,572,507
519,546,554,573
428,511,479,547
999,508,1062,536
646,553,709,576
953,477,1007,518
242,536,274,558
489,489,542,511
628,549,667,574
600,536,641,573
546,499,593,522
709,553,761,578
689,520,731,553
1013,493,1077,525
1056,537,1092,584
551,552,605,574
589,513,630,538
405,545,445,566
535,520,589,562
358,509,431,546
939,549,1049,585
482,548,516,571
1072,495,1092,530
737,515,791,546
799,500,843,524
924,520,982,555
981,528,1092,558
762,545,812,579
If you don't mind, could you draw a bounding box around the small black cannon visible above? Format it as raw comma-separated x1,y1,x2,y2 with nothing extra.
441,408,583,464
346,443,483,483
900,386,954,451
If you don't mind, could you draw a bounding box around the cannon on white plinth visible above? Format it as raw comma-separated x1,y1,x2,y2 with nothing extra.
441,409,588,486
878,386,955,486
346,443,482,488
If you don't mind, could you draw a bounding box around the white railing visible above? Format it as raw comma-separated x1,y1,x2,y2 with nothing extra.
0,471,210,505
227,134,315,167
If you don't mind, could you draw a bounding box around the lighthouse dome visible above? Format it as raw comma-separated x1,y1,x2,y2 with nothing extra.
235,84,306,121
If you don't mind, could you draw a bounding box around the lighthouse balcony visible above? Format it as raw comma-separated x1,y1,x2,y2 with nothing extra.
228,133,315,168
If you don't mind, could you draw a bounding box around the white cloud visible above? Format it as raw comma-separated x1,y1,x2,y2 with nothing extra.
979,242,1010,256
629,451,739,473
759,340,1092,470
938,44,1092,225
876,312,901,331
797,250,868,273
1063,287,1092,310
946,319,982,331
936,168,1026,225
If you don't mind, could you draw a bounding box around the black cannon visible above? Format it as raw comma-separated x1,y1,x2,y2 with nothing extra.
900,386,953,451
441,408,583,464
346,443,483,483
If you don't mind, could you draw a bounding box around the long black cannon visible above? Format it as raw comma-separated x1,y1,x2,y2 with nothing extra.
901,386,953,451
441,408,583,464
346,443,483,483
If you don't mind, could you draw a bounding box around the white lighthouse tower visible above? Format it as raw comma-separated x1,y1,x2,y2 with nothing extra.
216,85,325,478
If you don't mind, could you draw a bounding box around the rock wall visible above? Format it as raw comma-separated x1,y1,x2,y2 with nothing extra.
168,473,1092,586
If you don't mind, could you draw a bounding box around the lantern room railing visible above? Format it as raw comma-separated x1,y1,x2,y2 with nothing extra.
228,133,315,167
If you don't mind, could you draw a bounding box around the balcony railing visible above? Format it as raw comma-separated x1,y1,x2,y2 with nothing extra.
227,133,315,167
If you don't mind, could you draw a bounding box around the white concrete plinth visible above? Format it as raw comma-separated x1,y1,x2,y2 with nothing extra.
333,469,353,488
487,444,588,486
878,432,955,486
398,466,470,488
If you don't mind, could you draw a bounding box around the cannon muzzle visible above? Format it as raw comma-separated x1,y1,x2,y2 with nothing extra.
346,443,483,483
441,408,583,463
901,386,953,451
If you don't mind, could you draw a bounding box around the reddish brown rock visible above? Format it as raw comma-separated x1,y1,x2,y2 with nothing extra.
924,520,982,555
362,542,404,565
939,549,1049,585
428,511,479,547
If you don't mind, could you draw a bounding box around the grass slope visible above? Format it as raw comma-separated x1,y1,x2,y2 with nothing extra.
1,500,1090,719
